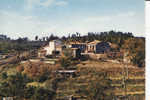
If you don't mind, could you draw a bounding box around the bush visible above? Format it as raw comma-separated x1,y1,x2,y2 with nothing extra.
0,72,56,100
0,73,32,98
80,55,89,61
38,73,49,82
123,38,145,67
60,57,71,69
1,72,8,79
31,87,56,100
16,65,24,72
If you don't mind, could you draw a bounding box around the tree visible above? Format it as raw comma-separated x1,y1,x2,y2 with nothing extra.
1,72,8,79
60,57,71,69
80,72,114,100
61,36,67,42
0,73,55,100
43,37,46,41
35,36,38,41
31,87,55,100
63,48,73,58
0,73,31,98
60,48,73,69
48,34,59,41
24,86,35,99
123,37,145,67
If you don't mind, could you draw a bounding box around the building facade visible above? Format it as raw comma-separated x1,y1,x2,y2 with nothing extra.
43,40,63,55
68,40,111,54
87,40,111,54
69,43,86,53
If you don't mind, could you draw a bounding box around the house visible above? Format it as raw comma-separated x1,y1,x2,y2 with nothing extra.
68,42,86,53
71,48,81,58
86,40,111,54
67,40,111,59
43,40,63,56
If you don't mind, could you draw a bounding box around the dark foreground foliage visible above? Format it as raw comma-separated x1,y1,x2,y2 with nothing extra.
0,72,56,100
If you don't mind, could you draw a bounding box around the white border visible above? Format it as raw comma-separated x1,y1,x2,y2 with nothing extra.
146,1,150,100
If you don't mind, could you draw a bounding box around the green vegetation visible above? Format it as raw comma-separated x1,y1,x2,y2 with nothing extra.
0,72,56,100
1,72,8,79
60,57,71,69
0,36,43,54
60,48,74,69
79,72,114,100
123,38,145,67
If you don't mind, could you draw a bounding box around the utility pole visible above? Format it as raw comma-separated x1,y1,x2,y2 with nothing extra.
122,51,129,100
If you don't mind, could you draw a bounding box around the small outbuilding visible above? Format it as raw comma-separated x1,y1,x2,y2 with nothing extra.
55,70,76,78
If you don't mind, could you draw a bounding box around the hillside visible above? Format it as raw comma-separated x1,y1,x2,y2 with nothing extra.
0,59,145,100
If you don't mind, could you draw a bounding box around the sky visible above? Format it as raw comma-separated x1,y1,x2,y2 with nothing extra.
0,0,145,40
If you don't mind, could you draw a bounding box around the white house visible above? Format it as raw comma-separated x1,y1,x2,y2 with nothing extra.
43,40,63,55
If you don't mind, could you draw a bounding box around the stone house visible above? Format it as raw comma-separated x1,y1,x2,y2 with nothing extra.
86,40,111,54
68,42,86,53
67,40,111,55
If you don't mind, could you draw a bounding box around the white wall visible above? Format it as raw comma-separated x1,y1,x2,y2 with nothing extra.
44,46,52,55
44,40,62,55
49,41,55,54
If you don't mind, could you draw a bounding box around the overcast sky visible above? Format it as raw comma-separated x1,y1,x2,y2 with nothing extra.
0,0,145,40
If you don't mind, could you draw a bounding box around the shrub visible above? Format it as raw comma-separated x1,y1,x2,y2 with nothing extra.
60,57,71,69
16,65,24,72
1,72,8,79
0,73,56,100
31,87,56,100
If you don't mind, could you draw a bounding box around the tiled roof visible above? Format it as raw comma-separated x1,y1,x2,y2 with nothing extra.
69,41,86,44
88,40,101,44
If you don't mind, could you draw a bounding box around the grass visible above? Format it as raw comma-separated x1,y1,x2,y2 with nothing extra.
109,76,145,80
115,91,145,96
6,67,17,75
27,81,46,87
